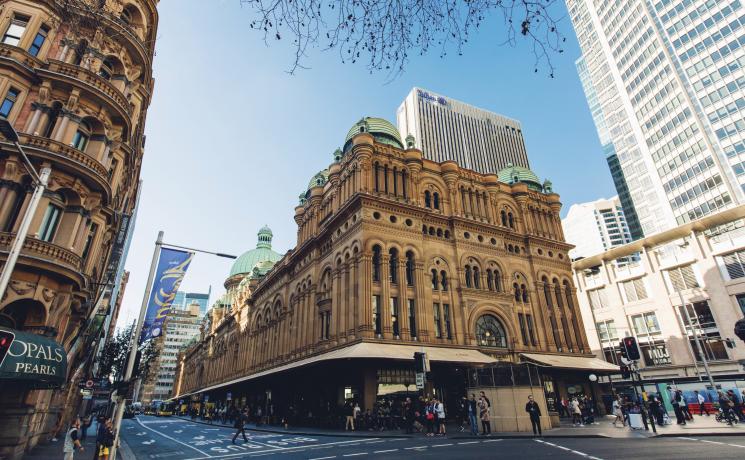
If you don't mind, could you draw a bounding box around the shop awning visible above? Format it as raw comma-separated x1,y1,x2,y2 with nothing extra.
188,342,496,395
0,327,67,389
520,353,619,373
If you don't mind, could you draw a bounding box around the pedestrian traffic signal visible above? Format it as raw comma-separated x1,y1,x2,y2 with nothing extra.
735,318,745,342
413,352,429,373
619,341,628,359
0,330,14,367
620,365,631,379
622,336,641,361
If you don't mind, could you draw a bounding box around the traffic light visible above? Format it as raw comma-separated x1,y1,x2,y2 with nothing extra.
620,364,631,379
735,318,745,342
413,352,429,373
0,330,14,367
619,341,628,360
622,336,641,361
725,338,736,349
113,379,131,396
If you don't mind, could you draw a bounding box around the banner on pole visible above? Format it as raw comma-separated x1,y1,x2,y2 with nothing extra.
139,248,193,343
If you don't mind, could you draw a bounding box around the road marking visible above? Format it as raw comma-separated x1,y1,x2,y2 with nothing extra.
534,439,603,460
143,439,155,445
373,449,398,453
308,457,336,460
404,445,427,450
432,443,453,447
458,441,479,445
342,454,367,457
364,440,386,444
677,437,745,449
134,417,210,457
180,438,376,460
482,439,503,443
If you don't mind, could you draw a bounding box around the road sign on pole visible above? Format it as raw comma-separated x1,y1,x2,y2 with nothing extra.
415,372,425,389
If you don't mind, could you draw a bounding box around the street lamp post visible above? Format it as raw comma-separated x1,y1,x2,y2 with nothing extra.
108,232,236,460
0,119,51,300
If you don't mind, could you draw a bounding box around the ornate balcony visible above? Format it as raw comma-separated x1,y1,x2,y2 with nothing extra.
0,232,84,287
43,60,130,117
0,43,43,71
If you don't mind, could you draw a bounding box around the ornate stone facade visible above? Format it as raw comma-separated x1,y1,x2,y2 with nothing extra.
0,1,157,457
175,118,592,420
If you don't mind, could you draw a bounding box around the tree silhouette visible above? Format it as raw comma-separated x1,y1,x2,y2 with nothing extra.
240,0,566,76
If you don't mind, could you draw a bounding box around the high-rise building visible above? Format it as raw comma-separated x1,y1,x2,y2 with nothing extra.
396,87,530,174
567,0,745,238
184,291,210,316
142,302,202,403
562,196,634,261
0,1,158,457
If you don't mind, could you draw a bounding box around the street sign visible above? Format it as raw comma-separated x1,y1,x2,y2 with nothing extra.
86,379,94,389
226,392,232,400
415,372,425,389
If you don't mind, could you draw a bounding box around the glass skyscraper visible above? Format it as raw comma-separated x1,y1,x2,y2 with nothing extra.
567,0,745,237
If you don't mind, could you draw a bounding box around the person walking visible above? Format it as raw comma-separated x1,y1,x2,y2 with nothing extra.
345,401,355,431
478,397,491,436
467,394,479,436
435,397,446,436
648,396,664,426
63,417,84,460
677,390,693,422
727,390,745,422
79,414,92,443
570,398,583,426
718,391,736,425
457,396,467,432
672,388,686,425
232,409,249,444
695,390,709,416
525,395,542,436
96,419,114,460
612,396,625,427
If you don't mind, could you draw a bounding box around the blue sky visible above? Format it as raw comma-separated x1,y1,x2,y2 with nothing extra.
117,0,616,325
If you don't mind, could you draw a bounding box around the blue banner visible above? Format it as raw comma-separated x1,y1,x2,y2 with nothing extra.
139,248,193,343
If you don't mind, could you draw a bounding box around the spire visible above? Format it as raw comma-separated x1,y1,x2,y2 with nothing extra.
257,225,273,249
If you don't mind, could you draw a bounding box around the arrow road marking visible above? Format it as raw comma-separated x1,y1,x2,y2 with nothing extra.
136,432,146,436
174,430,183,434
192,435,205,440
143,439,156,445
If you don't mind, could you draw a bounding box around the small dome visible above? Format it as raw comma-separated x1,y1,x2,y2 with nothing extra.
249,259,276,279
497,164,543,192
229,226,283,277
307,169,329,191
343,117,403,152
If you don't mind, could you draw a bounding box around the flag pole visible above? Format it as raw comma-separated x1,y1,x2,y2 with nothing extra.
110,231,163,460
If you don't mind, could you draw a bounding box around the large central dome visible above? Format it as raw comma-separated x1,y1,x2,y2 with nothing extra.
343,117,404,152
229,226,283,277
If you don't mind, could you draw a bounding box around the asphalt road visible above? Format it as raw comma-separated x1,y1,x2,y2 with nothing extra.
120,416,745,460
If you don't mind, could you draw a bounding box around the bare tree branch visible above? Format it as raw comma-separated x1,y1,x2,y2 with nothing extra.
239,0,566,77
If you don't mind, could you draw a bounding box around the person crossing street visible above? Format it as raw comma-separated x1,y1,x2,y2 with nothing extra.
232,408,249,444
525,395,542,436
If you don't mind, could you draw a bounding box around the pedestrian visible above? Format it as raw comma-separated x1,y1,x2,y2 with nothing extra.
677,390,693,422
672,388,686,425
353,402,361,426
435,397,446,435
728,390,745,422
467,394,478,436
345,401,355,431
425,399,436,436
478,397,491,435
403,397,414,434
525,395,542,436
97,419,114,460
718,391,736,425
232,408,249,444
648,396,664,426
80,413,92,442
695,390,709,416
612,396,625,427
92,415,106,460
479,391,491,409
458,396,467,432
571,398,583,426
63,417,84,460
560,398,569,418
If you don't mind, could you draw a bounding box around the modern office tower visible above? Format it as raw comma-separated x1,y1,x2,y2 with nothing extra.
142,302,202,403
396,87,530,174
567,0,745,237
577,57,644,240
171,290,211,316
562,196,634,260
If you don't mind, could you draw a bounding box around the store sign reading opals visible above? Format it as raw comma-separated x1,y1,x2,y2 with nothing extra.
0,327,67,388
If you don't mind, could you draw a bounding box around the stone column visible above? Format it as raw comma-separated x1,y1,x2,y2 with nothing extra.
535,282,557,352
359,255,373,338
349,256,359,339
414,262,429,340
331,268,341,340
398,261,410,338
25,103,43,134
380,255,392,337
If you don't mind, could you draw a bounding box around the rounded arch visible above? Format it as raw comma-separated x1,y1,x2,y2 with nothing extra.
364,238,387,254
467,305,515,348
99,55,124,80
0,298,47,329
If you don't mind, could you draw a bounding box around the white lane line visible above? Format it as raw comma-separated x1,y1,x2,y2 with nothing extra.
309,457,336,460
134,417,209,457
458,441,479,445
482,439,503,443
432,443,453,447
342,454,368,457
533,439,603,460
678,436,745,449
404,445,428,450
364,440,386,444
180,438,377,460
373,449,398,453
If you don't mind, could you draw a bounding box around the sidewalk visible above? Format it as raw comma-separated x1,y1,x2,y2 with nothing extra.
22,421,134,460
175,414,745,440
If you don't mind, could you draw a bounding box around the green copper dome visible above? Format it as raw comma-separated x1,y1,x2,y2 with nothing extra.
343,117,404,152
249,259,276,279
307,169,330,191
229,226,282,277
498,164,544,192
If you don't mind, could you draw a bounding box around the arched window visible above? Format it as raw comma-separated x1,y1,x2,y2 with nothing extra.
389,248,398,284
444,230,450,239
372,245,381,282
72,120,91,151
554,279,564,309
501,210,507,226
514,283,521,302
422,224,427,234
424,191,431,208
43,101,62,138
475,315,507,348
521,284,529,303
543,277,553,309
120,7,133,24
405,251,415,286
494,269,502,291
431,269,439,290
508,213,515,229
563,281,574,310
374,162,380,192
473,267,481,289
440,271,448,291
433,192,440,210
464,266,472,288
436,228,443,238
486,270,494,291
99,57,115,80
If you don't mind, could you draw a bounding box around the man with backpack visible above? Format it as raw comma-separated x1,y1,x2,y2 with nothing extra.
63,417,84,460
232,408,250,444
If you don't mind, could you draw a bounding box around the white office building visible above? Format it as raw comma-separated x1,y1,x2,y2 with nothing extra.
396,87,530,174
566,0,745,238
562,196,634,261
572,205,745,388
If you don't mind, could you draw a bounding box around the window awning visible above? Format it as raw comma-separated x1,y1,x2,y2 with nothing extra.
520,352,619,373
187,342,497,396
0,327,67,389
